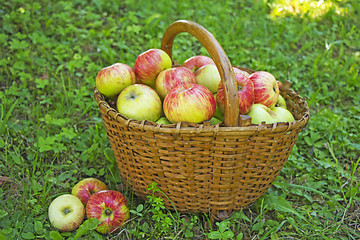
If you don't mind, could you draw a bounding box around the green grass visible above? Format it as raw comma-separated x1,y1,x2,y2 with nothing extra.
1,0,359,239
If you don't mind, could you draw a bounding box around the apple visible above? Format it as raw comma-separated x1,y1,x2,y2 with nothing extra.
272,106,295,122
246,103,278,124
96,63,136,98
71,178,108,205
249,71,280,109
86,190,130,234
134,49,172,88
275,94,287,109
233,67,250,77
216,72,255,115
155,67,196,100
194,64,221,93
48,194,85,232
163,83,216,124
117,84,162,122
181,55,215,72
156,116,171,125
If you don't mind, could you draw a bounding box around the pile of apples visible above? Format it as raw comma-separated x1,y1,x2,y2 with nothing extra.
96,48,295,125
48,178,129,234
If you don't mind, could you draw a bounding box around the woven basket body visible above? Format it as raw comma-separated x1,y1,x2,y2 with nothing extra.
94,20,310,219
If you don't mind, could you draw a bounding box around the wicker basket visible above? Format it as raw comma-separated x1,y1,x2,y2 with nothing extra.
94,20,310,220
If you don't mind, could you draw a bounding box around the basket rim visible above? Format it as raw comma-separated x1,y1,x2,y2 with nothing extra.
94,82,310,136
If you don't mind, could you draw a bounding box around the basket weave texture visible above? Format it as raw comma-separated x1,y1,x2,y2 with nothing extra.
94,20,310,219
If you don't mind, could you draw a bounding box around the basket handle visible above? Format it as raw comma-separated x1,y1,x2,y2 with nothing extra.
161,20,240,127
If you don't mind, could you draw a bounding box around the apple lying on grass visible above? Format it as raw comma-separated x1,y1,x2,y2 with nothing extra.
163,83,216,124
71,178,108,205
48,194,85,232
86,190,130,234
181,55,215,72
117,84,162,122
134,48,172,88
96,63,136,98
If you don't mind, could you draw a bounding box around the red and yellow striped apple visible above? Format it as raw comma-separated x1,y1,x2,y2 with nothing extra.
181,55,215,72
134,49,172,88
86,190,130,234
163,83,216,123
249,71,280,108
155,67,196,100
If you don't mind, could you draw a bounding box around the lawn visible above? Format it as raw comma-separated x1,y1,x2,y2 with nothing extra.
1,0,359,239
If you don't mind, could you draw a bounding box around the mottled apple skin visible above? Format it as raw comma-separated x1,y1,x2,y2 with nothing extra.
181,55,215,72
155,67,196,100
249,71,280,109
134,49,172,88
163,83,216,124
86,190,130,234
96,63,136,98
216,72,255,115
71,178,108,205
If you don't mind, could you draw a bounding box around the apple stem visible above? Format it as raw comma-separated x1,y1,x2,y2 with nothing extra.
105,209,112,216
63,208,71,215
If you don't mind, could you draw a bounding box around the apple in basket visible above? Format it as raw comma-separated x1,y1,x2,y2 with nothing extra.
163,83,216,123
48,194,85,232
71,178,108,205
117,84,162,122
249,71,280,108
155,67,196,100
181,55,215,72
216,72,255,115
247,103,279,124
271,106,295,122
275,94,287,109
233,67,250,77
195,64,221,94
96,63,136,98
134,48,172,88
86,190,130,234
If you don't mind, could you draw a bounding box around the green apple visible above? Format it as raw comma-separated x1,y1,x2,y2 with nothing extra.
213,93,224,121
271,106,295,122
247,103,278,124
156,117,171,125
117,84,162,122
48,194,85,232
194,64,221,93
275,94,287,109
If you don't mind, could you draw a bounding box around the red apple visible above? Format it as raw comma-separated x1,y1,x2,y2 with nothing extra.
116,84,162,122
195,64,221,93
134,49,172,88
181,55,215,72
155,67,196,100
71,178,108,205
249,71,280,108
216,73,255,115
163,83,216,123
48,194,85,232
86,190,130,234
96,63,136,98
